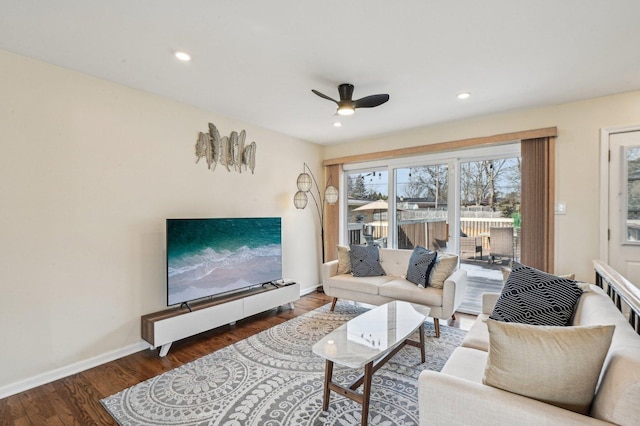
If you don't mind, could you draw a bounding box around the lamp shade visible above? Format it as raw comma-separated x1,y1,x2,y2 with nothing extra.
293,191,308,209
324,185,339,204
297,172,312,192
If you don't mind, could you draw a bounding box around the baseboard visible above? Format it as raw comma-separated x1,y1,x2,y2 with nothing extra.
0,340,149,399
1,288,320,399
299,284,321,296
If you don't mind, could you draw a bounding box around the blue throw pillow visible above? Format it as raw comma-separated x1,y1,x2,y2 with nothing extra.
349,244,386,277
490,262,583,326
406,246,437,288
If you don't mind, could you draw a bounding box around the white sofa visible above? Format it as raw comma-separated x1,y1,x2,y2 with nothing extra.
418,282,640,425
321,248,467,337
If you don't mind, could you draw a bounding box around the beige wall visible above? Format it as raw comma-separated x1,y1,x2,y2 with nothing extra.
324,90,640,282
0,50,324,393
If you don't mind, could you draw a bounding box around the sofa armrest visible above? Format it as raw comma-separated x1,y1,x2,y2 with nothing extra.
442,269,467,318
321,260,339,289
482,292,501,315
418,370,612,426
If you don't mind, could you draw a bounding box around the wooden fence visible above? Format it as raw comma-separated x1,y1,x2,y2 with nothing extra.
347,217,517,253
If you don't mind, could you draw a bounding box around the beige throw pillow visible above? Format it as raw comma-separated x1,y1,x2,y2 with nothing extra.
428,252,458,289
483,319,615,414
336,245,351,274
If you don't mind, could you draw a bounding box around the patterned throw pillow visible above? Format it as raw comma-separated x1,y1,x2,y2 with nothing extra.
490,262,584,326
406,246,437,287
349,244,386,277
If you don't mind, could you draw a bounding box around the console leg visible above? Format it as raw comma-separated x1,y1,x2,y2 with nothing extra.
330,297,338,312
159,342,172,357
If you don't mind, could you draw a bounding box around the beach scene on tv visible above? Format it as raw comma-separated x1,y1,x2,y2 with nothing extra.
167,217,282,306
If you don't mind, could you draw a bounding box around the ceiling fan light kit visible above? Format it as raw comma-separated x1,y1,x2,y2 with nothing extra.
312,83,389,117
337,105,355,116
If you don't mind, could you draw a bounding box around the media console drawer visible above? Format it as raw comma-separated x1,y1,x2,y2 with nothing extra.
141,283,300,356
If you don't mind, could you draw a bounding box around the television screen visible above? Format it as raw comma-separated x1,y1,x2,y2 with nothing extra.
166,217,282,306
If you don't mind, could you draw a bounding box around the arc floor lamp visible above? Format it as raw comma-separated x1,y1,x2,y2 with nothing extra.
294,163,339,263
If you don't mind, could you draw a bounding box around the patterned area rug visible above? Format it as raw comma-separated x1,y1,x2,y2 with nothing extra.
102,302,466,425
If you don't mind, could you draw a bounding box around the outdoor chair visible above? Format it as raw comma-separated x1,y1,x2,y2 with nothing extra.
460,236,483,260
489,227,514,264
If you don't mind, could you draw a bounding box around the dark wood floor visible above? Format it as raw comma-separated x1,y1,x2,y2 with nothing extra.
0,292,474,426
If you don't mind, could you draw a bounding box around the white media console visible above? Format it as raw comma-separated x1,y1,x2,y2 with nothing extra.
141,282,300,356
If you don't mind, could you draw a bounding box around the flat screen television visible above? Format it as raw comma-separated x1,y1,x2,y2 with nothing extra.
166,217,282,306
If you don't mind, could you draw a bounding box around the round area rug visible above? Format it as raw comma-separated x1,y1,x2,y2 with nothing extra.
101,302,466,425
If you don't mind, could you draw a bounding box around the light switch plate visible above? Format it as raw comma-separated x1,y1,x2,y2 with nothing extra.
555,202,567,215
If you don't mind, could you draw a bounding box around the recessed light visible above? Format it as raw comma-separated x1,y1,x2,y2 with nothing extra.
457,92,471,100
174,51,192,62
333,121,342,127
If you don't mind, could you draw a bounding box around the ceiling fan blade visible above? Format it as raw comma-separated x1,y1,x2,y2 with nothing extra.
353,94,390,109
311,89,338,105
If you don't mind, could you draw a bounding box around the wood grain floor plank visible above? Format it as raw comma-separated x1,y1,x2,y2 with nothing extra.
0,292,471,424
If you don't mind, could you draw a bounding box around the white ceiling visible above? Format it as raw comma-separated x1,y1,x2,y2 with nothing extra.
2,1,640,145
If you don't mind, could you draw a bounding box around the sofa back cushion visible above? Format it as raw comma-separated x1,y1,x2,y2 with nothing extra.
573,285,640,424
591,347,640,425
379,248,414,277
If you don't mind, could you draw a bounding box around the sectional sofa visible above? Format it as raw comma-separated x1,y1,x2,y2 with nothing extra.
418,263,640,425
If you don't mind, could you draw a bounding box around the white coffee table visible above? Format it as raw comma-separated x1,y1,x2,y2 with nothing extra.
312,301,430,426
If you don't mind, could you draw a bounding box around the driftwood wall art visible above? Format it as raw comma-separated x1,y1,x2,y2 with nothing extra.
195,122,256,174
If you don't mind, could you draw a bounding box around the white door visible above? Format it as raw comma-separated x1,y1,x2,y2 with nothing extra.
608,129,640,286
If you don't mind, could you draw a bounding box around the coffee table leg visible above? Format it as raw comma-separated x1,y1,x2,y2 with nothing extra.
419,323,426,363
323,359,334,411
361,361,373,426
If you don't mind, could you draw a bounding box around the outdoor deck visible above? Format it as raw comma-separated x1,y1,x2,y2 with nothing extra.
457,259,505,314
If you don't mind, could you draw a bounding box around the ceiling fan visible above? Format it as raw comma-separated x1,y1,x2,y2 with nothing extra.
311,83,389,116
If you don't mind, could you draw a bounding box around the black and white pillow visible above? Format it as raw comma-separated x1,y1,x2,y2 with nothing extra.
349,244,386,277
490,262,583,326
406,246,437,287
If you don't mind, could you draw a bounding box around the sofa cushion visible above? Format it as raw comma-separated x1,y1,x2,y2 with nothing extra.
490,262,583,326
379,278,443,306
483,319,615,415
441,346,488,383
325,273,393,295
460,314,490,351
379,248,413,277
406,246,437,287
336,245,352,274
350,244,386,277
428,252,458,289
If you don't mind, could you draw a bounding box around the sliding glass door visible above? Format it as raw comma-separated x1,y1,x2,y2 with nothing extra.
341,143,521,313
345,169,389,247
457,156,521,313
395,164,448,251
